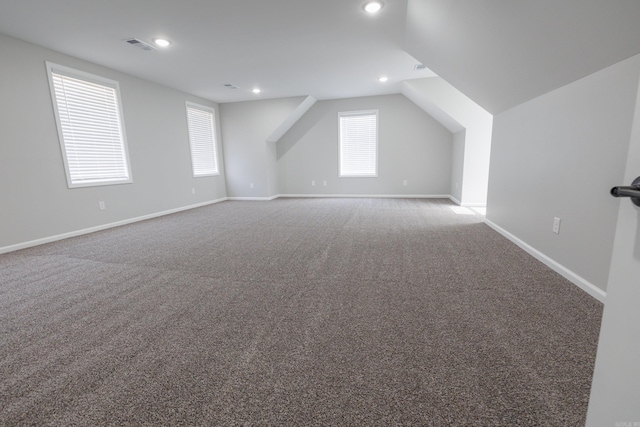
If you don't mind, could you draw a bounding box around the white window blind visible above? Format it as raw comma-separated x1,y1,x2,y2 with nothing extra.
186,103,219,177
47,63,131,188
339,110,378,177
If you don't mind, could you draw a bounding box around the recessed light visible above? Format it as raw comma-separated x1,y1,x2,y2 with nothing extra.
252,88,261,94
378,76,388,82
152,38,171,48
363,1,384,14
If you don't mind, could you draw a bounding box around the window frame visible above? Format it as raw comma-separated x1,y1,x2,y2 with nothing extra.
338,109,379,178
46,61,132,189
185,101,220,178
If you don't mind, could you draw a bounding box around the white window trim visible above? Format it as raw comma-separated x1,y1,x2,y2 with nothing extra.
185,101,220,178
338,109,379,178
45,61,132,188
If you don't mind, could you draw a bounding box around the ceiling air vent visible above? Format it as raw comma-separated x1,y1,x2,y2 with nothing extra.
414,64,427,71
125,38,155,51
223,83,238,89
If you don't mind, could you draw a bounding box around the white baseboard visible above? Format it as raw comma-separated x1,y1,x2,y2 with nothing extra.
278,194,451,199
227,195,279,201
484,218,606,303
448,195,487,208
0,198,228,255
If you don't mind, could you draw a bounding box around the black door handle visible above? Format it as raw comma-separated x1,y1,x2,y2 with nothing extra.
611,176,640,207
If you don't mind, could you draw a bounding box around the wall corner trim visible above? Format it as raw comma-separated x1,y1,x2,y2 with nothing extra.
0,198,228,255
484,218,606,303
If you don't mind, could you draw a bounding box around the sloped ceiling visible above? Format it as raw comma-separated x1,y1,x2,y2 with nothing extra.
406,0,640,114
2,0,639,111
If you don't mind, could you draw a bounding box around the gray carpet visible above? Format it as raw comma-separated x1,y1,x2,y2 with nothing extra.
0,198,602,426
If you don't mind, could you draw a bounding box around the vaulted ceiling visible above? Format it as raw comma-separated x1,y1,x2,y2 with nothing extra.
1,0,640,113
406,0,640,114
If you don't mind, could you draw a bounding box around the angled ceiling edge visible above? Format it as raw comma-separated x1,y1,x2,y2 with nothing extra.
401,80,464,133
267,96,318,143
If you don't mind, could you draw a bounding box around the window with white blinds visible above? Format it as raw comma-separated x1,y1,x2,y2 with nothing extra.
46,62,132,188
186,102,219,177
339,110,378,177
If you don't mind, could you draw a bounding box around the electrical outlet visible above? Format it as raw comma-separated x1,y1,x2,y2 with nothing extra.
553,217,561,234
323,180,327,186
403,179,408,186
250,182,254,189
99,201,106,210
191,188,196,194
311,180,316,186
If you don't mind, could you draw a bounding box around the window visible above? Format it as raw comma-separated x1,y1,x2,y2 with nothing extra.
339,110,378,177
46,62,132,188
186,102,219,177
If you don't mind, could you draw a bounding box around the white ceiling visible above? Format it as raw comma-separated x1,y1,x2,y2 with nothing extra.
2,1,640,112
0,0,435,103
406,0,640,114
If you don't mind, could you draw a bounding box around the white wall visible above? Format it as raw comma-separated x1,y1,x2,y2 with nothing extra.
450,130,465,203
277,94,453,196
586,69,640,425
486,53,640,293
402,78,493,206
0,34,227,251
220,97,305,199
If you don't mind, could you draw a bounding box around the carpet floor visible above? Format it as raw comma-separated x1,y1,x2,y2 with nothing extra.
0,198,602,426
